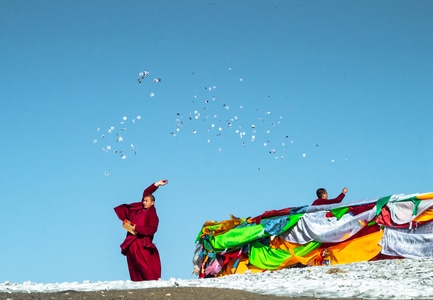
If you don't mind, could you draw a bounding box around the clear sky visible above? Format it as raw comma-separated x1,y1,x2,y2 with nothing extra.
1,0,432,283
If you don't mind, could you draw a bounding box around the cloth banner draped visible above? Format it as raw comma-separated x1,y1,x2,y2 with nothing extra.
380,227,433,259
281,207,376,244
194,192,433,278
387,199,433,225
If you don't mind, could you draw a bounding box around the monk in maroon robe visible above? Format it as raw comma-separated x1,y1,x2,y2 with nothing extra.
114,179,168,281
312,187,348,206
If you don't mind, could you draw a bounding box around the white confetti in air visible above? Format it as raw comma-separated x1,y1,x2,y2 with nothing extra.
302,153,306,157
138,70,150,83
130,144,137,155
104,171,109,176
93,69,163,173
331,159,335,163
139,71,149,77
169,67,292,161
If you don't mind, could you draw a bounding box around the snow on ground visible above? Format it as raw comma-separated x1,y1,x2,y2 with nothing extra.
2,258,433,299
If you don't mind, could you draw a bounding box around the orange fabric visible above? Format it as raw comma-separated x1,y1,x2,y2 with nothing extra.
414,209,433,222
416,193,433,200
279,230,384,268
330,230,384,265
269,236,302,250
223,259,264,275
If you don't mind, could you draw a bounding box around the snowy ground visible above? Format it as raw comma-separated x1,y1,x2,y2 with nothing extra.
2,258,433,299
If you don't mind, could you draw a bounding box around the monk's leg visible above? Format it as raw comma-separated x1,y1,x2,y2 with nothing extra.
126,241,145,281
135,246,161,280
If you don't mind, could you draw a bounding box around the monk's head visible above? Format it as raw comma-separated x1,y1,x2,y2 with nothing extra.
142,194,155,209
316,188,328,199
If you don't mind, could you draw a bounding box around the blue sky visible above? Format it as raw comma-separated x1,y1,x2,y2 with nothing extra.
1,0,432,283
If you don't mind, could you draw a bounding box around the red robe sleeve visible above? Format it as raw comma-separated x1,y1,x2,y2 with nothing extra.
312,193,345,206
142,183,158,199
114,204,128,221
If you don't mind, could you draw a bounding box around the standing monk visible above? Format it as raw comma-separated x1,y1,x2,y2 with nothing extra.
114,179,168,281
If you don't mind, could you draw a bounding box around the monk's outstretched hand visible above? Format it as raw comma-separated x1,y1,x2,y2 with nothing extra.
155,179,168,187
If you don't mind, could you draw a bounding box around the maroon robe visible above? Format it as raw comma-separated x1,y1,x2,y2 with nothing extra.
114,183,161,281
311,192,345,206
